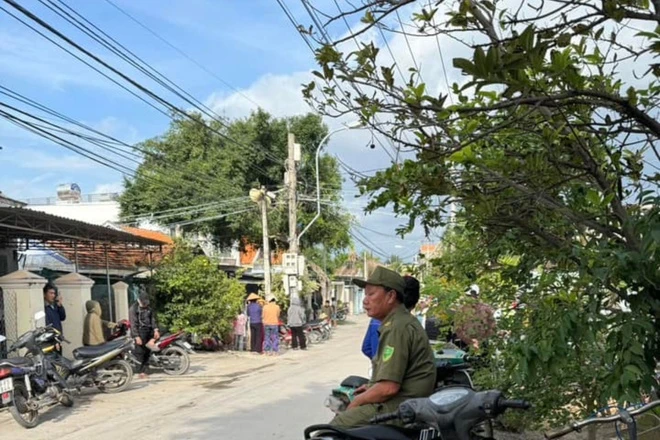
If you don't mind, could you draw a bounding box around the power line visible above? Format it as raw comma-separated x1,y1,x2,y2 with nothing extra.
300,0,399,161
0,109,140,178
45,0,287,167
428,0,454,105
103,0,263,110
0,85,240,195
395,8,423,84
1,0,280,181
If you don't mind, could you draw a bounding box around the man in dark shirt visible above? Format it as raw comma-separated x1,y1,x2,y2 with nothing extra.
129,292,160,379
43,283,66,354
44,284,65,331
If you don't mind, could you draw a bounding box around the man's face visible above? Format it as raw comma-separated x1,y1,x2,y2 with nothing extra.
363,284,397,320
44,288,56,304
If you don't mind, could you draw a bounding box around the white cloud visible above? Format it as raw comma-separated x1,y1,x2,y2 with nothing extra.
206,71,315,120
0,32,116,91
88,117,142,146
0,147,101,171
92,182,124,194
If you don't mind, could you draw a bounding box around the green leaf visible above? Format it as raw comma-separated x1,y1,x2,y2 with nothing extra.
453,58,476,75
449,145,475,163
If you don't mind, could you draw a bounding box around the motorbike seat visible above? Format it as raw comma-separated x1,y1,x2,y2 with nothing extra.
340,375,369,388
308,320,325,326
305,424,418,440
73,338,128,359
0,357,32,368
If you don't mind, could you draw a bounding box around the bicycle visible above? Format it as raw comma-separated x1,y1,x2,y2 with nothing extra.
545,400,660,439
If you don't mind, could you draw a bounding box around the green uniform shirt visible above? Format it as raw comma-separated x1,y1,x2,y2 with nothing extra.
371,304,436,407
331,304,436,428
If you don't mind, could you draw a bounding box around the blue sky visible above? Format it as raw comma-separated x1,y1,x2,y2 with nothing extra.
0,0,432,261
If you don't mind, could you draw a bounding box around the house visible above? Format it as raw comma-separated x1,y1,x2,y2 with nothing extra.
333,253,379,315
0,205,163,358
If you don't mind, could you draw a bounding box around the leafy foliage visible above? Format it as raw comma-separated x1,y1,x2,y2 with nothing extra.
120,110,352,253
303,0,660,408
153,241,244,337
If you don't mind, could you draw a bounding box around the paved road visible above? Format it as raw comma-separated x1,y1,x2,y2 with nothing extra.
0,317,369,439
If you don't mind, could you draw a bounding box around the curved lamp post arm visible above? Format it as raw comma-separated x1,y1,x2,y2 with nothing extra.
297,123,361,242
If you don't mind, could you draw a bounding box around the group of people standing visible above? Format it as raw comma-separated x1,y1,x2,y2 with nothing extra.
234,293,309,355
43,283,159,379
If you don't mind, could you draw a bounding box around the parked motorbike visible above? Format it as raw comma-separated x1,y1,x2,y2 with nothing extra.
37,327,134,394
307,386,531,440
336,306,349,322
326,347,476,414
278,322,311,349
0,312,74,429
109,320,193,375
307,319,332,343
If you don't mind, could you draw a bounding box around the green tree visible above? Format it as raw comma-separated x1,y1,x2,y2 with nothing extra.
120,110,352,253
152,241,244,337
304,0,659,405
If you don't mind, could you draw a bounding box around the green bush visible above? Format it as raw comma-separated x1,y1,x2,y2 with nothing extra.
153,241,245,338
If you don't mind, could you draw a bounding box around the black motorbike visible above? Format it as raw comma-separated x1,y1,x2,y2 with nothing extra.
36,327,134,394
307,386,531,440
0,319,74,429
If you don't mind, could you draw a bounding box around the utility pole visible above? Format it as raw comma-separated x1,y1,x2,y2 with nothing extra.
284,132,302,300
250,187,273,300
260,191,272,300
287,132,298,253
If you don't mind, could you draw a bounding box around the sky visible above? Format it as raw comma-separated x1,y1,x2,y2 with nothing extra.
2,1,655,263
0,0,438,262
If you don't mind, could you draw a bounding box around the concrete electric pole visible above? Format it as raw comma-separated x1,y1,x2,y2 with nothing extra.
287,132,299,253
250,187,273,300
284,133,303,300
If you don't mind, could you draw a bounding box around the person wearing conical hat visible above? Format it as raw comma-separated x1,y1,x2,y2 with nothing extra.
246,293,263,353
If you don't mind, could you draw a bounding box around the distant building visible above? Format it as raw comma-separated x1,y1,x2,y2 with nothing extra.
0,191,27,208
24,183,121,225
24,184,166,234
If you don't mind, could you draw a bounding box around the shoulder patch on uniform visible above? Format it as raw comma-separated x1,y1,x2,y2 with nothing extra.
382,345,395,362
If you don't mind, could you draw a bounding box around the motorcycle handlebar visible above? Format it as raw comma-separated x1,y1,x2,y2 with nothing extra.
499,399,532,411
545,400,660,439
369,411,400,424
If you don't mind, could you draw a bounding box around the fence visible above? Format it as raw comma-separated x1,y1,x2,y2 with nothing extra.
24,192,120,206
0,287,17,358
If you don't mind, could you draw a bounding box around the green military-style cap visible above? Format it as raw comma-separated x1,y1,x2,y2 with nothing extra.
352,265,405,294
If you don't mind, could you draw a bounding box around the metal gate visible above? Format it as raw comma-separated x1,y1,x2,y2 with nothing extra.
0,287,17,358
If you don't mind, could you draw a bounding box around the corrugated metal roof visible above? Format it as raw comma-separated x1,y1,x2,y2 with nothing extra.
0,207,163,246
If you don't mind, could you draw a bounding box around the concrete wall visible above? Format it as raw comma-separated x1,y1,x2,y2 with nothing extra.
27,202,120,226
56,273,93,358
0,270,47,346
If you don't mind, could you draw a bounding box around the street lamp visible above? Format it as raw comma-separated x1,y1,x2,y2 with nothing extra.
297,121,363,241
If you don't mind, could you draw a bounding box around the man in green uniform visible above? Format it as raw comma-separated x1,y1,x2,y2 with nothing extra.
331,266,436,428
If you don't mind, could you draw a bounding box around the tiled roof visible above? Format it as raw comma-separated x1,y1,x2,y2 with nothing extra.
119,226,174,244
46,241,166,271
39,226,172,271
420,243,439,257
239,242,284,266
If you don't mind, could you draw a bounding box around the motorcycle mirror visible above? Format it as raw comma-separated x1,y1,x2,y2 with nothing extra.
34,310,46,328
0,335,6,343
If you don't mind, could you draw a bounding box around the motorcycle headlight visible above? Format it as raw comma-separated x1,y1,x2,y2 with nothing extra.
429,387,471,406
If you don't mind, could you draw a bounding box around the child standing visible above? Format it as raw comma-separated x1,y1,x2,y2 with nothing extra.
233,311,247,351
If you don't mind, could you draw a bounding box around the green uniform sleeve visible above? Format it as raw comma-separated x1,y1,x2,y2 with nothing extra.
373,325,410,384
